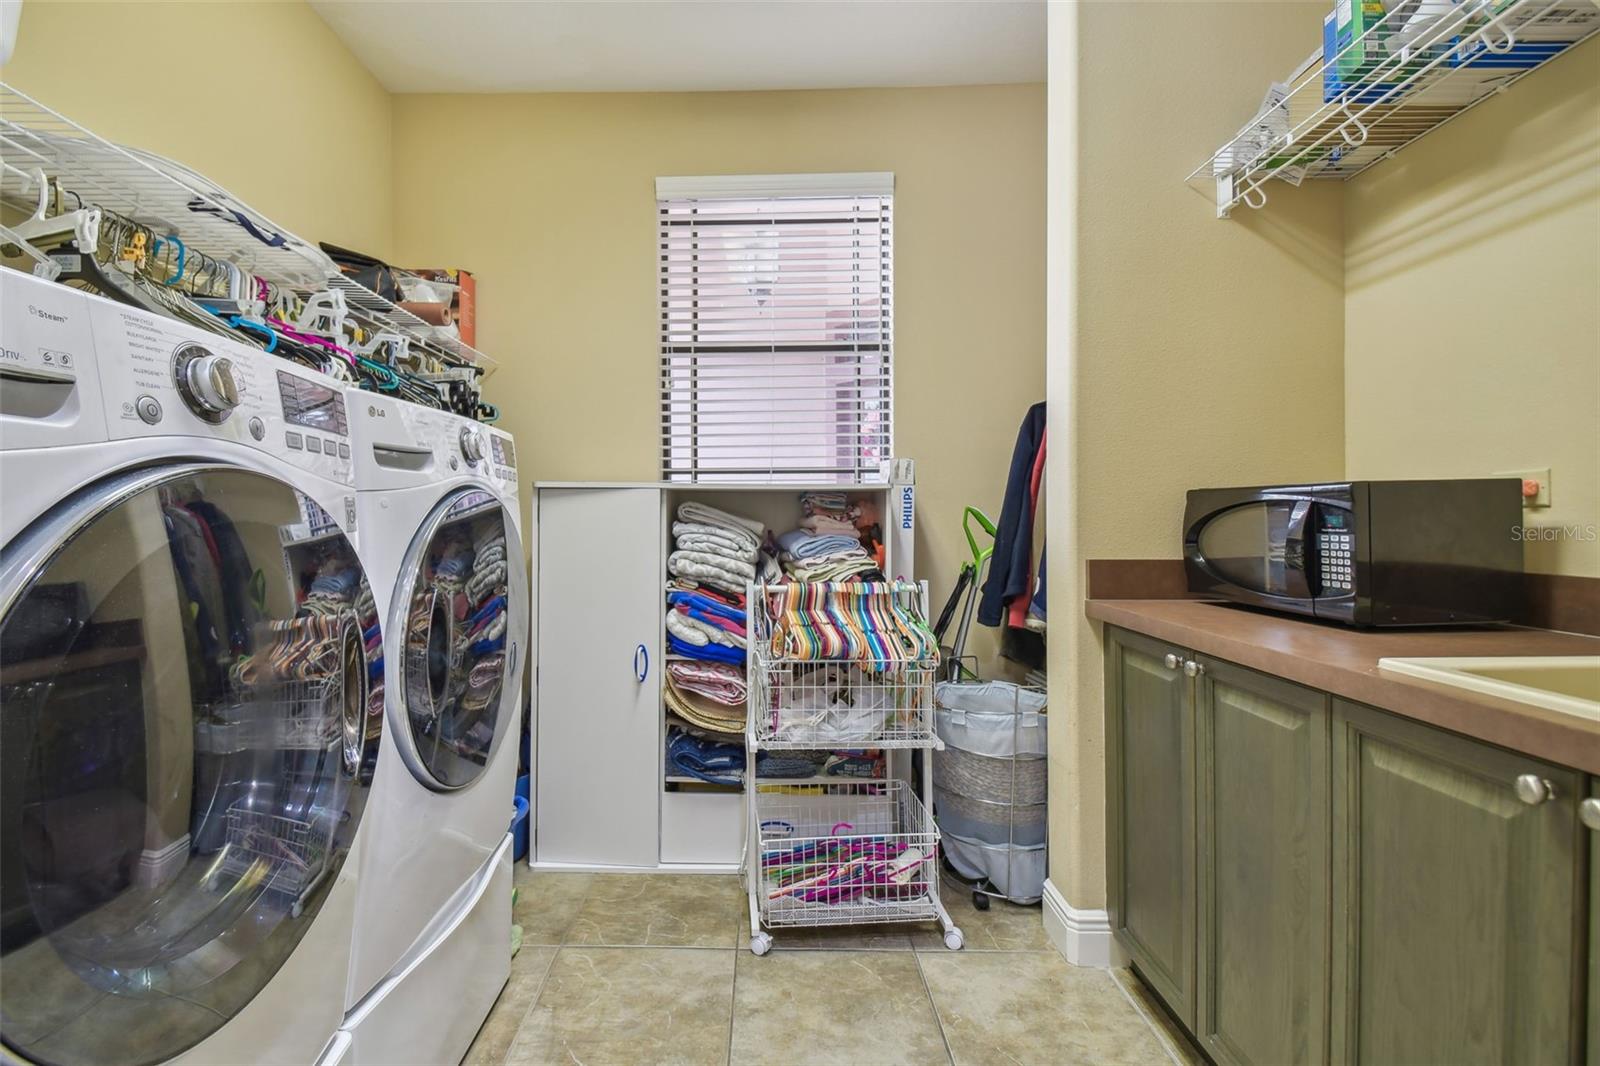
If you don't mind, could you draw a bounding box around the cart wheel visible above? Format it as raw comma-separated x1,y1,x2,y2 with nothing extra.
972,892,990,911
944,927,965,951
750,932,773,956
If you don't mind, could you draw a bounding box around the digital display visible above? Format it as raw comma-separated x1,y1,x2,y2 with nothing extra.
1323,511,1346,528
277,370,348,435
492,435,516,470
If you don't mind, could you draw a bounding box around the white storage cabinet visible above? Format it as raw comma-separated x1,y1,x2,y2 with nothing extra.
530,480,914,871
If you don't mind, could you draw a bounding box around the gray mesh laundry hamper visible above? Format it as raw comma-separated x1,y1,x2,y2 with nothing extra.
932,680,1047,904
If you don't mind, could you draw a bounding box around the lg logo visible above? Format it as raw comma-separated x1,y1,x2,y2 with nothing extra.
367,405,387,418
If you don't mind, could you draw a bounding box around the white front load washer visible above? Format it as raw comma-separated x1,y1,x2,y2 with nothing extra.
340,392,525,1066
0,267,382,1066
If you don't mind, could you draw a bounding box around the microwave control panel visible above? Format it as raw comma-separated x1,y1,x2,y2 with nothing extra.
1317,510,1354,592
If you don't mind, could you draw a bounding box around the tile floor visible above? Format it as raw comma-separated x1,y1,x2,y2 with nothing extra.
466,867,1202,1066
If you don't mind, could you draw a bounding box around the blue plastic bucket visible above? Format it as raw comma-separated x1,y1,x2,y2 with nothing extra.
512,774,531,860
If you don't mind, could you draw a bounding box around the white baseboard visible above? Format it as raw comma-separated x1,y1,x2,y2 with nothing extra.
1041,878,1126,968
135,834,190,888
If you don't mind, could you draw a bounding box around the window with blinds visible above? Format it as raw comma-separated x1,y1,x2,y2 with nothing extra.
657,173,893,483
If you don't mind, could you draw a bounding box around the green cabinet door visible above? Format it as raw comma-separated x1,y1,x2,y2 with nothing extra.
1105,626,1196,1025
1330,699,1583,1065
1196,658,1331,1066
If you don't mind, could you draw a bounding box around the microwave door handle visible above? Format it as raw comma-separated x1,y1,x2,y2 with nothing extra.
1284,500,1313,599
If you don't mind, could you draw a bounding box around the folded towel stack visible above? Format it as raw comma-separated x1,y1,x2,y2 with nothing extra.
771,492,882,582
666,501,763,660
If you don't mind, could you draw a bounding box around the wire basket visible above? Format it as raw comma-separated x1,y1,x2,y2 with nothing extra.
748,582,939,749
200,670,357,755
216,806,331,901
755,781,942,928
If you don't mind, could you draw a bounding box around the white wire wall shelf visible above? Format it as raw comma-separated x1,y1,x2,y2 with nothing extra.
0,83,496,377
1189,0,1600,218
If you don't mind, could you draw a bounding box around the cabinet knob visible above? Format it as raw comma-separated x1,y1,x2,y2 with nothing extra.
1580,798,1600,830
1514,774,1555,806
1183,659,1204,678
633,643,649,683
1163,653,1181,670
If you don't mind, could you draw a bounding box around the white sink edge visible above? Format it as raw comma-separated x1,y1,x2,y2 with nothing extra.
1378,656,1600,721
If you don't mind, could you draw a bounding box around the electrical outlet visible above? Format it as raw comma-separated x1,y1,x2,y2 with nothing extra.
1498,467,1551,508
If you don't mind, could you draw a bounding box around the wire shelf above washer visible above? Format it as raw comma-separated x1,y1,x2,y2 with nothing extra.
0,83,497,376
1188,0,1600,218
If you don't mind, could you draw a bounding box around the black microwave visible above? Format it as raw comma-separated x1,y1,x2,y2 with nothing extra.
1183,480,1523,627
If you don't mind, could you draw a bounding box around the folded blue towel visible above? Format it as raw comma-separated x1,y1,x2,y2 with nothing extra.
776,530,864,559
666,590,745,623
666,729,745,784
668,633,745,664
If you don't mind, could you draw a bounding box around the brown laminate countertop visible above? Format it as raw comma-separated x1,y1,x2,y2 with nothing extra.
1086,598,1600,773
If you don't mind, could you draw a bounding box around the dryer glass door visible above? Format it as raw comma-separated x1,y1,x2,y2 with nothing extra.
0,465,381,1066
396,488,518,790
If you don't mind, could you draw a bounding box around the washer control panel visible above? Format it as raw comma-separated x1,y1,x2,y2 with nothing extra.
86,298,354,486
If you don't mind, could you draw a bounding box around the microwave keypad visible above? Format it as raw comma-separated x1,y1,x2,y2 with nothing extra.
1319,531,1353,592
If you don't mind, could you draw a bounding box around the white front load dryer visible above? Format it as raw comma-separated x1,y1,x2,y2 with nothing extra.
340,392,525,1066
0,267,381,1066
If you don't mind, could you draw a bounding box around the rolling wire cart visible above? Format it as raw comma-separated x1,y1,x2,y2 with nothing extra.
742,580,964,955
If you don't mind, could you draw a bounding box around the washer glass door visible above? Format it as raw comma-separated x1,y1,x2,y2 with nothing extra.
0,466,382,1066
398,489,515,789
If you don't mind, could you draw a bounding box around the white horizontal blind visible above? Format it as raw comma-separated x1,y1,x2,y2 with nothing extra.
658,174,893,482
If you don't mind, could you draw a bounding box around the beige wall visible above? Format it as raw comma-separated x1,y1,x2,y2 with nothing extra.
390,85,1046,671
1345,37,1600,578
3,0,394,257
1048,1,1346,908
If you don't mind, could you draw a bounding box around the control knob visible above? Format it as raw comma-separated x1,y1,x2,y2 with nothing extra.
173,344,241,422
460,427,485,465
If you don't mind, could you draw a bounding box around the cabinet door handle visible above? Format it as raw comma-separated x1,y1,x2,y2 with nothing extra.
1581,798,1600,830
1514,774,1555,805
633,643,649,683
1163,653,1181,670
1183,659,1204,678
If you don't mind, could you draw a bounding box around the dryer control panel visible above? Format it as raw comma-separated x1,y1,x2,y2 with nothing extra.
87,298,355,487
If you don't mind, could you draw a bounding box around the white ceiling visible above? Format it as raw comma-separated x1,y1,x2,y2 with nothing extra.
310,0,1045,94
